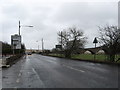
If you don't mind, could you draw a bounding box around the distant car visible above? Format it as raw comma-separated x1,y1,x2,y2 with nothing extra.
28,52,32,55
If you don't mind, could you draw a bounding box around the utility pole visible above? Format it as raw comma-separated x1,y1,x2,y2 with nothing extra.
38,45,39,51
42,38,44,52
19,21,21,36
61,31,63,50
36,41,39,51
60,31,63,56
36,41,40,53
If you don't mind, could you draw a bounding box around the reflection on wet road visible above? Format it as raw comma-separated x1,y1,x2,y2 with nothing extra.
2,54,119,88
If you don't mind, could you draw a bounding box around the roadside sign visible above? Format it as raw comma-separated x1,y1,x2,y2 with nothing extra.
11,34,21,49
93,37,98,43
56,45,62,49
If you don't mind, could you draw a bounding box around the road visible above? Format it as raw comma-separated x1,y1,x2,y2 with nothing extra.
2,54,119,88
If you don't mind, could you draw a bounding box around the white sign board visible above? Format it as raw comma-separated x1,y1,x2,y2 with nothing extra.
11,34,21,49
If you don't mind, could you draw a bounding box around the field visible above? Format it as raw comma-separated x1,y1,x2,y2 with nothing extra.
49,53,120,63
72,54,106,61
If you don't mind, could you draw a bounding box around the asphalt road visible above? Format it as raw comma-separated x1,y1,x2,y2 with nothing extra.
2,54,119,88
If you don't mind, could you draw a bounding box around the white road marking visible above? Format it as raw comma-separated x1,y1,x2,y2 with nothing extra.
44,59,57,64
43,58,85,73
26,58,30,61
18,73,22,77
32,68,45,87
16,78,20,83
62,64,85,73
32,68,41,80
18,70,22,77
14,87,18,89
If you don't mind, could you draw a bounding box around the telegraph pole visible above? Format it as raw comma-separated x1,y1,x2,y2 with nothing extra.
38,45,39,51
19,21,21,36
36,41,39,52
42,38,44,52
61,31,63,50
60,31,63,56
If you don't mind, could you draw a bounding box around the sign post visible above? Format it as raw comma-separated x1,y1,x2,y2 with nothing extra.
11,34,21,55
93,37,98,60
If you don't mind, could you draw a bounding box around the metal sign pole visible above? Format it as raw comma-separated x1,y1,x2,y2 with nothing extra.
42,38,44,52
19,21,21,36
94,43,96,60
13,46,14,55
93,37,98,60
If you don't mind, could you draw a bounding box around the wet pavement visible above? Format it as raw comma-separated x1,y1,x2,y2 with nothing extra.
2,54,119,88
0,67,2,89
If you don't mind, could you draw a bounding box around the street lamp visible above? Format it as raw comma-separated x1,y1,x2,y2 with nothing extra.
41,38,44,52
19,21,33,36
93,37,98,60
36,40,40,52
18,21,33,54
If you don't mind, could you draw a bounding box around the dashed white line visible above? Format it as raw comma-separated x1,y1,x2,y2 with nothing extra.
18,73,22,77
62,64,85,73
17,71,22,83
14,87,18,89
32,68,41,80
16,78,20,83
42,58,85,73
32,68,45,87
44,59,57,64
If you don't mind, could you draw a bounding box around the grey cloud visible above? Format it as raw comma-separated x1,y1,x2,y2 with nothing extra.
52,2,117,25
49,2,117,48
1,1,118,49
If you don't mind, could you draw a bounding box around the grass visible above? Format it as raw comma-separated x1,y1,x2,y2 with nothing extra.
72,54,107,61
73,54,120,62
49,53,120,63
49,53,65,57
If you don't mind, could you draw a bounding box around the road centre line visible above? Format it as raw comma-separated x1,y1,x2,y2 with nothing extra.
32,68,45,87
44,58,85,73
62,64,85,73
44,59,57,64
32,68,40,79
14,87,18,90
16,78,20,83
16,70,22,83
18,73,22,77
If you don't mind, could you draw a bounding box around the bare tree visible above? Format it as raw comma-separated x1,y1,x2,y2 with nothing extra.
58,27,87,58
99,25,120,62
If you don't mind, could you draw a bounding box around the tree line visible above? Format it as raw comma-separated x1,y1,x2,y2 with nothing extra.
56,25,120,62
1,41,26,55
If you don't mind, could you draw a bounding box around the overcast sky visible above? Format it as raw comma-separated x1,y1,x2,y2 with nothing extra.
1,0,118,50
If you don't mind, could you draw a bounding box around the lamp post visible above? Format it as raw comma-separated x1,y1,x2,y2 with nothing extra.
36,40,40,53
18,21,33,54
93,37,98,60
18,21,33,36
41,38,44,52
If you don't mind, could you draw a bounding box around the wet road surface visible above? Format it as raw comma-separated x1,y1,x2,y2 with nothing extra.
2,54,119,88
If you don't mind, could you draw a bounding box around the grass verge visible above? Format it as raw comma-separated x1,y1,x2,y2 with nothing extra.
48,53,120,64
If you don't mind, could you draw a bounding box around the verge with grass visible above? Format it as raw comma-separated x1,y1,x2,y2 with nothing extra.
48,53,120,64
